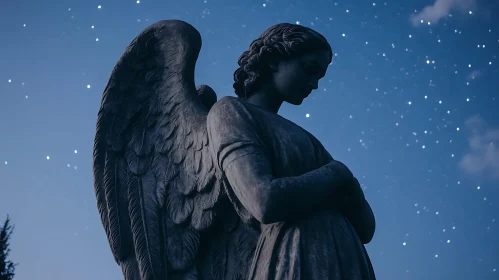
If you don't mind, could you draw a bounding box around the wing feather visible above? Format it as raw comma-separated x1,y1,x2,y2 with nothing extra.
93,112,111,239
210,238,228,280
103,152,133,261
93,19,259,280
165,181,194,224
164,216,200,271
128,170,166,279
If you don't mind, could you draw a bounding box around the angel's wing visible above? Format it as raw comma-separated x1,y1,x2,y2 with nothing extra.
93,20,258,280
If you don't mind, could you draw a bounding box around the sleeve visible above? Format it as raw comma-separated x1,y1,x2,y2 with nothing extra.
207,98,276,223
207,98,342,224
207,98,269,172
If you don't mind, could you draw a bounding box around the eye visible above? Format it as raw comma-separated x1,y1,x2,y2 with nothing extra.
300,61,320,76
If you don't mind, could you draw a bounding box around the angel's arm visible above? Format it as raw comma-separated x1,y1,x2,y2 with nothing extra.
223,153,349,224
345,197,376,244
338,177,376,244
207,98,351,225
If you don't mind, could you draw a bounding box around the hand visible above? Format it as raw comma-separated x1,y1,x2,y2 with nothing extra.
348,177,365,204
324,160,355,210
326,160,354,183
340,177,365,213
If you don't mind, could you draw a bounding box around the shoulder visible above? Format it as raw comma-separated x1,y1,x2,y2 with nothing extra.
209,96,243,112
208,96,252,124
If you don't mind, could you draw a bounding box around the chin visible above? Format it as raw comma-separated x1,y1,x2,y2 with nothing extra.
285,95,306,106
287,100,302,106
293,97,305,105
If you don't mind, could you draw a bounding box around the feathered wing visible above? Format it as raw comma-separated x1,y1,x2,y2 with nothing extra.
93,20,258,280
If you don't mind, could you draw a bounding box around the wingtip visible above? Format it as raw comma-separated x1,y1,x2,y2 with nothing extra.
147,19,199,36
197,85,217,110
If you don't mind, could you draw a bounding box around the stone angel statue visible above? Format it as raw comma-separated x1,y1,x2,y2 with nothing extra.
93,19,376,280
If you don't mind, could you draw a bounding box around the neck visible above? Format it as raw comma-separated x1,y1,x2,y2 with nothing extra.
244,89,283,114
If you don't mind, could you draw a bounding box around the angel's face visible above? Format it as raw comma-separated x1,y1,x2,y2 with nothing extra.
270,50,330,105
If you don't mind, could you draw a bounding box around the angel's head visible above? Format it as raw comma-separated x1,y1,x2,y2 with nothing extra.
233,23,333,105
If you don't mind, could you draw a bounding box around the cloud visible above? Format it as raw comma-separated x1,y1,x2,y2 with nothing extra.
458,116,499,179
466,69,482,81
410,0,477,26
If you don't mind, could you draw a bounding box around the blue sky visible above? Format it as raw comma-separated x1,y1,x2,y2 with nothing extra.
0,0,498,279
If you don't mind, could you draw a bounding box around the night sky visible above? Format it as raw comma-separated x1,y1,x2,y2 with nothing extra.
1,0,498,279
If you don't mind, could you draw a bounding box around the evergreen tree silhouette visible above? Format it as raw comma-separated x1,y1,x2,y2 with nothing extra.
0,215,16,280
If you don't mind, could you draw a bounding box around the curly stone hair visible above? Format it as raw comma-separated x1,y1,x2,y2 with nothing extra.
233,23,333,99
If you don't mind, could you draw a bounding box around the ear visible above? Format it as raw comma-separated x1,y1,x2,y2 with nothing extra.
267,58,279,72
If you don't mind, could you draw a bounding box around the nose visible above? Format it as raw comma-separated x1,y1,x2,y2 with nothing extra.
308,79,319,90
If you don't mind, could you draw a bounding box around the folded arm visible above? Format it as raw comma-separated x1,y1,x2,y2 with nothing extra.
224,154,349,225
207,98,354,226
345,198,375,244
341,178,376,244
